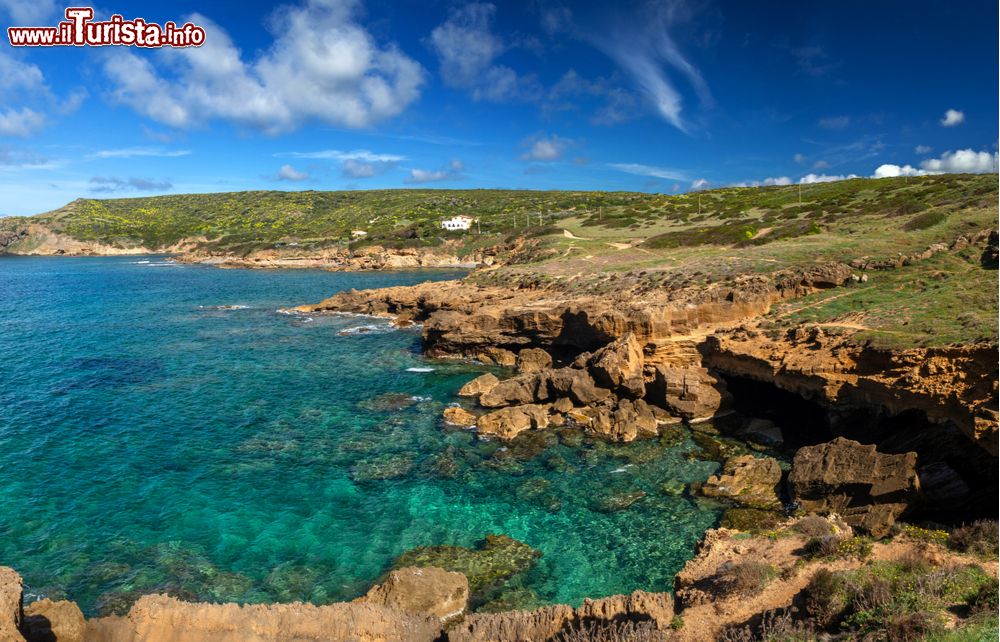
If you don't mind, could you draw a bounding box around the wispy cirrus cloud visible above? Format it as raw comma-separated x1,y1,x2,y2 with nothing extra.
89,176,173,193
90,147,192,159
279,149,406,162
607,162,689,181
572,3,711,133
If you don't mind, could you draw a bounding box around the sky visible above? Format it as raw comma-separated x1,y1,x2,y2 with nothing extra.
0,0,997,216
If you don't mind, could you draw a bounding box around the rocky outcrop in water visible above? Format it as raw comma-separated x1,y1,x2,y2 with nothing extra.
698,455,782,510
358,566,469,621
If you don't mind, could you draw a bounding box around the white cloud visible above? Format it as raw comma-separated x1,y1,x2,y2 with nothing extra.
793,153,806,164
276,164,309,181
91,147,191,159
0,147,59,170
404,159,463,184
873,164,924,178
281,149,405,162
813,160,830,170
874,148,998,178
0,52,45,93
428,3,539,102
0,0,57,24
818,115,850,130
520,135,572,161
921,148,995,173
733,176,792,187
799,173,857,184
914,145,933,154
690,178,711,190
941,109,965,127
607,162,688,181
0,107,45,137
102,0,425,134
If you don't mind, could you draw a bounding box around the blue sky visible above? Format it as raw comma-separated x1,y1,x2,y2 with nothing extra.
0,0,997,215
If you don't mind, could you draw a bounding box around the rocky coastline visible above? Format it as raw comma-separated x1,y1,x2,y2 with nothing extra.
2,220,997,640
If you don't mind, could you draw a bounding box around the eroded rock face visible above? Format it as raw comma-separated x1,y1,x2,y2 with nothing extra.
0,567,24,642
588,333,646,398
476,405,549,440
646,365,731,421
442,407,478,427
699,456,782,510
479,373,546,408
84,595,441,642
515,348,553,374
23,599,85,642
458,373,500,398
447,590,673,642
788,437,919,536
583,399,659,442
359,567,468,621
543,368,611,406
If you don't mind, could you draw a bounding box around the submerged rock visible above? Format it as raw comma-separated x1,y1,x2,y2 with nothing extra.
358,392,418,412
591,489,646,513
350,453,415,481
392,535,541,599
788,437,919,537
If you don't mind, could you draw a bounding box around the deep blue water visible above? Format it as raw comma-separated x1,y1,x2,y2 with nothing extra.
0,256,721,615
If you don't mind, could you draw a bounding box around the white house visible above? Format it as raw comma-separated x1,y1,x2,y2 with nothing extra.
441,215,477,231
351,230,368,238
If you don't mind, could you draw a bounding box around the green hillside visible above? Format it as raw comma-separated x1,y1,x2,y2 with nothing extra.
2,174,995,259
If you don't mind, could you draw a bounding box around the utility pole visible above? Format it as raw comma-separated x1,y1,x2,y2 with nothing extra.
698,194,701,216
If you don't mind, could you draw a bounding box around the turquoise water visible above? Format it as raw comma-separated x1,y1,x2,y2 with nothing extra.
0,256,721,616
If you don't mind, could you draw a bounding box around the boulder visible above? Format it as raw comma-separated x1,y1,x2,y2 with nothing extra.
359,567,468,621
698,456,782,510
476,405,549,440
458,373,500,398
23,599,85,642
586,399,659,442
479,373,545,408
0,567,24,642
588,334,646,398
442,407,477,427
544,368,611,406
479,348,517,367
646,365,731,420
788,437,919,537
515,348,553,374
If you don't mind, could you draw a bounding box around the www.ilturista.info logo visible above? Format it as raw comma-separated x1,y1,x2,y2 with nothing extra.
7,7,206,47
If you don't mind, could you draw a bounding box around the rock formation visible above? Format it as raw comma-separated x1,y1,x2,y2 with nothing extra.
358,566,469,621
698,455,783,510
788,437,919,536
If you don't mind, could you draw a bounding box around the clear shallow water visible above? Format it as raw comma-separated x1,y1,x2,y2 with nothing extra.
0,256,721,616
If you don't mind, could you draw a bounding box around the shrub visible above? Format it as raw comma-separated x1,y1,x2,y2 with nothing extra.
948,520,999,557
802,535,873,561
804,568,848,628
902,210,946,231
791,515,834,538
718,561,778,597
886,611,944,642
898,523,949,546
